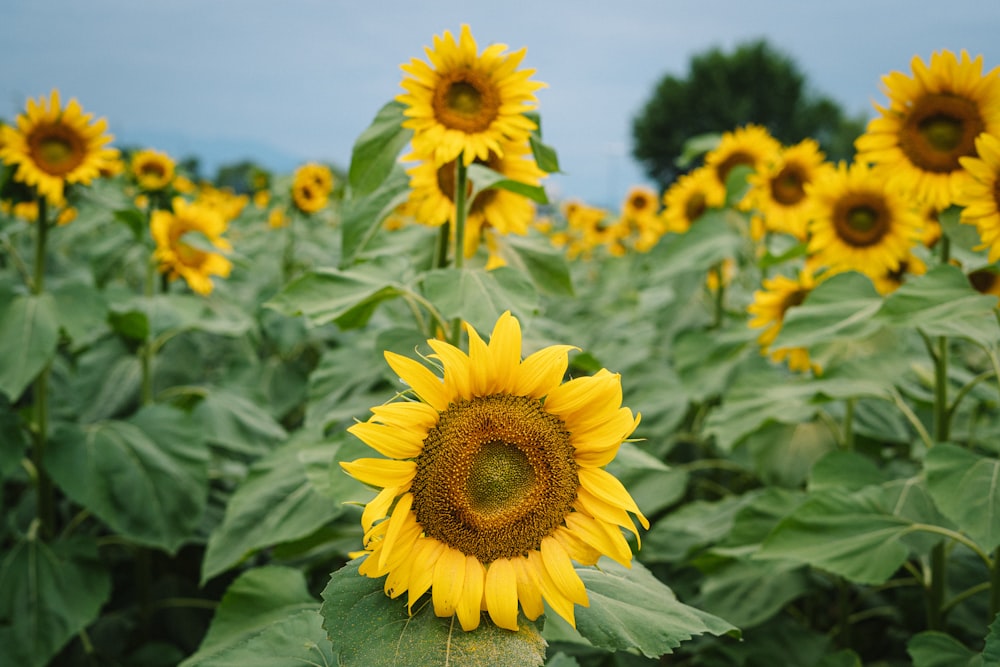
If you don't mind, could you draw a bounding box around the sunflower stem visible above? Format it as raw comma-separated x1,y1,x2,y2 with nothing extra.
991,547,1000,621
449,159,470,345
926,331,950,630
282,210,297,284
141,203,158,406
31,196,55,539
710,263,725,329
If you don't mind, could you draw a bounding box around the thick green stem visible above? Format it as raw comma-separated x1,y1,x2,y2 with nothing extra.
991,546,1000,621
933,336,949,443
449,160,469,345
32,197,55,538
927,329,950,630
141,210,157,405
711,263,725,329
928,542,947,630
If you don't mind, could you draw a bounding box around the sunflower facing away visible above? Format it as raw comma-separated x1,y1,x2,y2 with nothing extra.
806,161,922,279
957,132,1000,261
748,269,821,374
341,312,647,632
131,148,176,192
151,197,232,296
397,24,545,167
855,49,1000,210
0,89,119,205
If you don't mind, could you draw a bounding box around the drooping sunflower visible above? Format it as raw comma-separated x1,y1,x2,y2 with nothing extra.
743,139,833,241
660,166,726,234
748,269,822,373
291,162,334,214
0,89,119,204
405,140,546,257
397,24,545,167
130,148,176,192
704,124,782,196
957,131,1000,261
342,312,647,632
806,161,922,279
151,197,232,296
855,49,1000,210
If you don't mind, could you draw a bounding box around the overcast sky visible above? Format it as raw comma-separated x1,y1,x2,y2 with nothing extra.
3,1,1000,207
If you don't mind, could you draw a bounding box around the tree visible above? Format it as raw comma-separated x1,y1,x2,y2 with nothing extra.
631,39,866,188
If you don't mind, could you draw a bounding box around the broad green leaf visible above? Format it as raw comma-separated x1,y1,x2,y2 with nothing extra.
107,307,150,341
808,450,889,493
671,326,756,403
194,388,287,456
467,163,548,204
876,264,1000,346
71,338,142,423
983,612,1000,665
45,404,209,553
907,631,982,667
305,343,386,432
649,210,743,281
718,487,807,550
573,559,738,657
348,100,413,196
925,443,1000,551
321,560,547,667
495,231,574,296
676,132,720,169
179,566,319,667
342,163,411,263
744,420,837,488
265,258,406,329
0,293,58,401
524,112,561,174
0,536,111,667
643,493,760,563
695,558,809,628
202,440,341,583
421,266,539,335
146,293,254,338
182,609,332,667
724,164,754,205
51,282,108,350
939,204,989,265
113,207,145,239
756,487,912,584
772,271,884,349
818,650,864,667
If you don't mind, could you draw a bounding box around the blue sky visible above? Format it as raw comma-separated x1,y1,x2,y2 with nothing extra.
3,1,1000,207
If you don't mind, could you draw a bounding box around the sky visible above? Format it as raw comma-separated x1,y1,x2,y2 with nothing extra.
3,1,1000,207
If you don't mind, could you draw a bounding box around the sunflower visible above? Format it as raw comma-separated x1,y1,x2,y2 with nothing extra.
748,269,821,373
0,89,119,204
660,166,726,234
871,252,928,295
405,140,545,257
806,161,922,279
704,124,782,195
744,139,833,241
968,267,1000,300
342,312,646,632
151,197,232,296
855,49,1000,210
130,149,176,191
291,162,334,214
957,132,1000,261
398,25,545,167
195,184,248,222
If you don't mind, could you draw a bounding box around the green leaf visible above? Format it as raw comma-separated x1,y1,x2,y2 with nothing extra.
180,566,319,667
983,612,1000,665
51,282,109,350
0,536,111,667
876,264,1000,346
265,258,405,329
808,450,889,493
113,208,145,239
529,134,561,174
605,443,687,518
671,326,756,403
182,609,333,667
0,293,58,401
649,210,743,281
194,388,288,456
45,404,209,553
349,100,413,196
202,440,341,583
0,394,27,478
342,163,412,263
108,307,150,341
907,631,982,667
925,443,1000,551
573,559,738,657
321,560,547,667
695,558,809,628
643,493,760,563
756,487,912,584
421,266,539,335
495,231,574,296
467,163,548,204
676,133,720,169
772,271,884,349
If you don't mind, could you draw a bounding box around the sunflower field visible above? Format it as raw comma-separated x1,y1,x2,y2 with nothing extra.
3,24,1000,667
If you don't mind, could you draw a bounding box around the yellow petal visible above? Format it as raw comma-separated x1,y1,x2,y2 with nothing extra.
465,322,493,395
528,549,576,627
511,556,545,621
578,467,649,529
511,344,577,398
432,547,466,618
408,538,446,612
488,311,522,393
456,556,485,631
544,370,620,420
340,458,416,488
347,422,423,459
564,513,633,568
384,351,449,411
428,339,472,401
485,558,519,631
361,485,400,533
540,536,589,607
369,401,439,432
379,493,415,570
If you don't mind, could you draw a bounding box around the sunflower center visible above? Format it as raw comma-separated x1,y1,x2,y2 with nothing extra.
833,194,890,247
969,269,998,295
900,94,984,173
29,123,86,176
412,393,577,563
770,164,807,206
716,151,754,184
433,71,501,133
685,191,707,222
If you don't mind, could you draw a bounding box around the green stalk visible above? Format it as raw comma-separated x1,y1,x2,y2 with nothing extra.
449,160,469,345
281,212,296,284
434,221,451,270
32,196,54,538
141,203,157,406
992,547,1000,621
843,398,855,451
928,330,949,630
711,263,725,329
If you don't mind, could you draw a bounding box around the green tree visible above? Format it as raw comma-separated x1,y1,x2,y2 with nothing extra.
632,39,867,188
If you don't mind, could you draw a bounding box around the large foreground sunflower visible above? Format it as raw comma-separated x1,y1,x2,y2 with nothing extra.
807,161,922,279
855,49,1000,210
0,89,119,204
342,312,647,632
957,132,1000,261
397,25,545,166
151,198,232,295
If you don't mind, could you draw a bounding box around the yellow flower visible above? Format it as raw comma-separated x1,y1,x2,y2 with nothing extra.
196,184,248,222
660,167,726,234
56,206,77,227
748,269,822,373
968,267,1000,301
855,49,1000,210
957,132,1000,261
268,206,289,229
342,312,647,632
0,89,119,205
806,161,922,279
291,162,334,214
397,24,545,166
151,198,232,296
704,124,782,196
130,149,176,191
